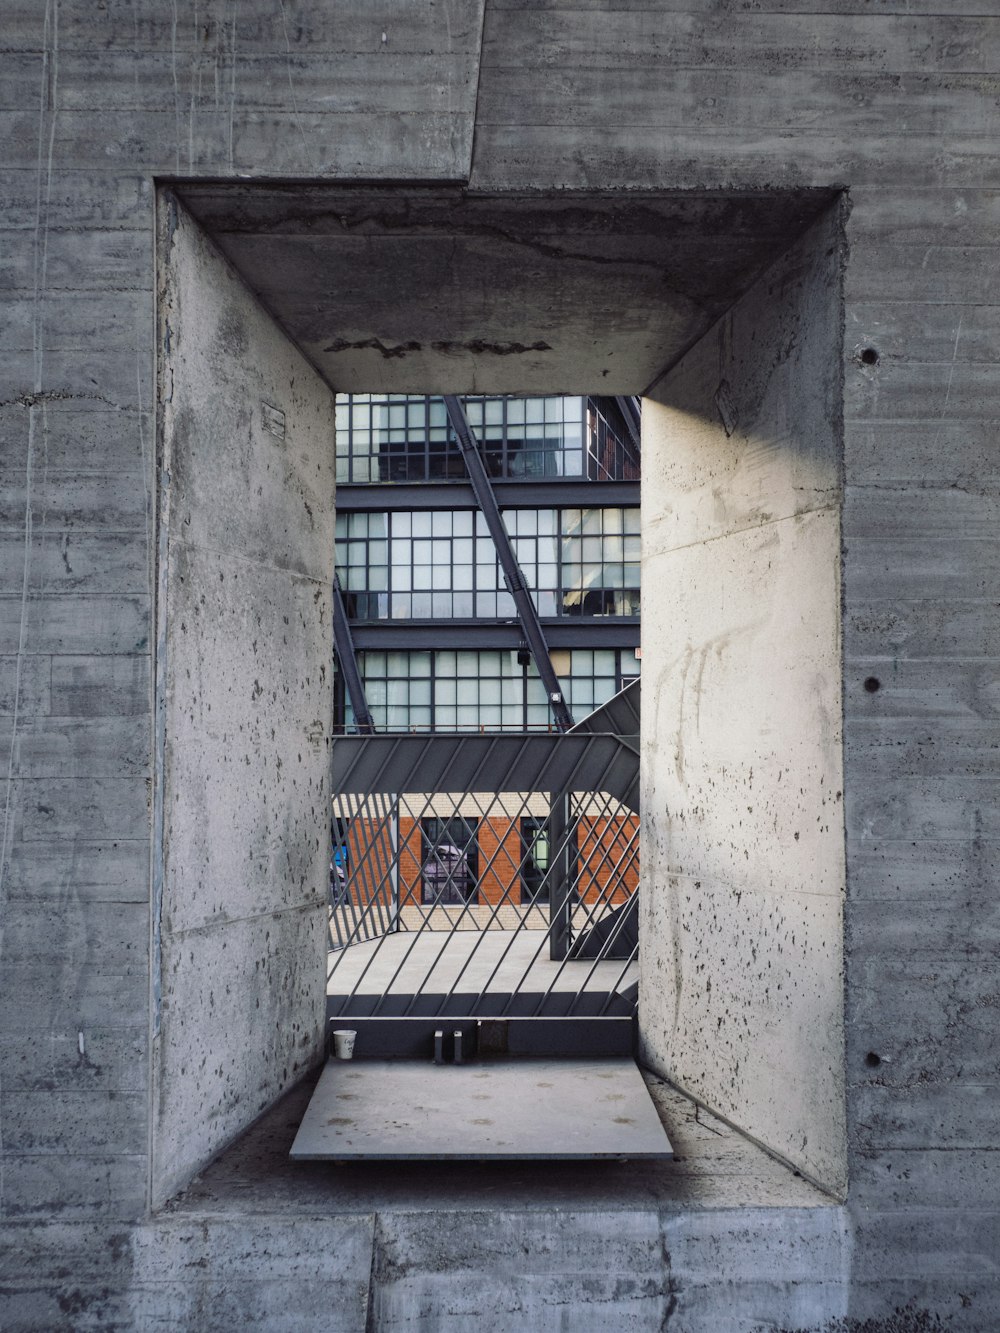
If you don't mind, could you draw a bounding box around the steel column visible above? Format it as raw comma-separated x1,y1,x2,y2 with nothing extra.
332,573,376,733
443,395,574,732
613,394,643,457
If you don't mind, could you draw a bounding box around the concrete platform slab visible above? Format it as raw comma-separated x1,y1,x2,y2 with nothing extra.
289,1058,673,1161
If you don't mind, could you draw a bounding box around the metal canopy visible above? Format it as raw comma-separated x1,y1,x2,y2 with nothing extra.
332,730,639,815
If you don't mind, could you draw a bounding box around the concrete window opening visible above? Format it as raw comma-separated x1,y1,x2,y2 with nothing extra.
154,184,847,1204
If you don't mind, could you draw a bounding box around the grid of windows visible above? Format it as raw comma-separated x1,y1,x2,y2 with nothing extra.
587,401,640,482
343,648,640,732
561,507,641,618
336,507,640,622
520,817,550,905
335,394,634,485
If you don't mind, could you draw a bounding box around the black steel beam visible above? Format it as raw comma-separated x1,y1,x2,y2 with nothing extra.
350,621,640,650
332,574,375,733
444,396,575,732
336,479,640,511
614,395,642,455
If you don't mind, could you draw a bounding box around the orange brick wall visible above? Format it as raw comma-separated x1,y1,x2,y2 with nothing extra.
341,812,638,912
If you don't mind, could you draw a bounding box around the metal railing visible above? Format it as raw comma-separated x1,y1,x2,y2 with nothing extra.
327,682,640,1019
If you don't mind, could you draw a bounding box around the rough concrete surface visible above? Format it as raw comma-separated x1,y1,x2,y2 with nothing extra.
153,201,336,1206
1,0,999,1327
640,210,846,1195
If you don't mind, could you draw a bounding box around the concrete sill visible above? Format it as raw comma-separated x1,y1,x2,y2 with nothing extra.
162,1067,835,1219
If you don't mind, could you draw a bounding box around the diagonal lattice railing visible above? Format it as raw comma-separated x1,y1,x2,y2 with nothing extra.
327,683,640,1018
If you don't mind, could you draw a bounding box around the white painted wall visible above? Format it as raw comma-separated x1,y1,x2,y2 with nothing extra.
638,207,847,1194
152,199,336,1205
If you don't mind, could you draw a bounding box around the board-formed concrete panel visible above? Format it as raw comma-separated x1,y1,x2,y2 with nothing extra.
177,185,837,395
4,0,1000,1321
153,198,336,1205
639,208,847,1195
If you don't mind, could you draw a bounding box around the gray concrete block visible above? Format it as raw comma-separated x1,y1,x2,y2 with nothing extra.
134,1214,375,1285
0,655,50,715
852,1079,1000,1152
0,0,483,54
848,185,1000,247
1,837,149,902
0,1153,145,1221
843,1280,998,1333
0,227,150,293
0,1026,147,1094
643,209,843,552
846,358,1000,421
232,109,472,178
370,1209,672,1333
18,776,147,842
0,472,149,534
2,715,149,777
847,300,1000,370
641,875,846,1193
0,533,150,597
0,108,228,174
0,168,151,231
845,484,1000,543
851,1147,1000,1210
480,66,1000,140
54,51,477,114
845,536,1000,601
160,205,336,579
847,894,1000,964
845,421,1000,487
0,897,147,969
0,408,151,475
846,836,999,903
0,0,998,1319
480,10,999,75
845,597,1000,659
471,122,1000,193
846,241,1000,306
0,963,147,1035
0,291,153,354
1,1090,146,1155
851,1207,1000,1281
844,717,1000,779
0,595,151,656
49,655,149,717
1,347,150,415
846,774,1000,842
664,1205,849,1328
127,1278,368,1333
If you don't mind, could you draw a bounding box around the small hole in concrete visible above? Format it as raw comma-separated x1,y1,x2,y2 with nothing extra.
859,346,879,366
863,676,881,693
865,1052,881,1068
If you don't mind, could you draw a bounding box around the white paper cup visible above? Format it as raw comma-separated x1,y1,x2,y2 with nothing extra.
332,1029,356,1060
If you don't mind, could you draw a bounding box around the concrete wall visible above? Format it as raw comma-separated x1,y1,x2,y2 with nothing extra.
639,208,847,1193
153,199,336,1205
1,0,999,1327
